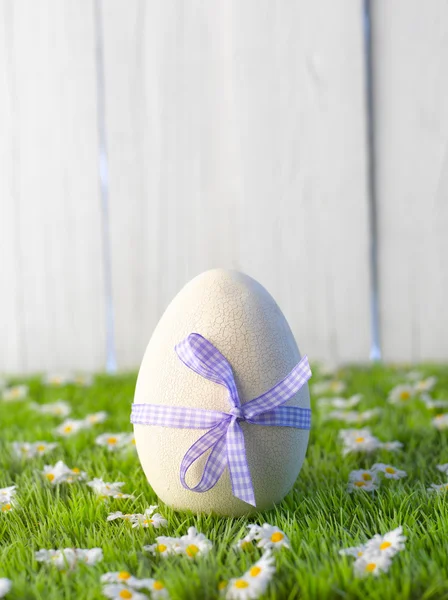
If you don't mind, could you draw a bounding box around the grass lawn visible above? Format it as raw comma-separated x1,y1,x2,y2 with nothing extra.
1,363,448,599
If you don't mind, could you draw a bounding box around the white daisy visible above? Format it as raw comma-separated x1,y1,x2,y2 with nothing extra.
12,441,58,459
55,418,88,437
339,544,366,558
107,511,135,522
432,414,448,430
318,394,362,410
87,478,135,499
102,584,148,600
326,409,380,424
144,537,179,558
0,486,17,513
388,384,415,404
35,548,78,570
101,571,153,589
252,524,290,550
30,400,71,417
422,395,448,410
413,377,437,393
42,373,73,386
131,508,167,529
2,385,28,402
427,482,448,492
363,527,406,557
95,433,133,451
312,380,346,396
176,526,213,558
371,463,407,480
436,464,448,474
379,441,403,451
339,429,381,455
233,534,256,552
0,578,12,598
75,548,103,565
347,469,379,492
353,553,392,577
84,411,108,426
42,461,85,485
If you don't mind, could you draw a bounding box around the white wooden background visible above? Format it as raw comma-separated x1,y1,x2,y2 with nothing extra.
1,0,446,373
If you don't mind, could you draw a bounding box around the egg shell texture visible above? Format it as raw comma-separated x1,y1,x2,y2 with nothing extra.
133,269,310,516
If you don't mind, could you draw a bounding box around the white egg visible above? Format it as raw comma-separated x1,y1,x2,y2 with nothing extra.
133,269,310,516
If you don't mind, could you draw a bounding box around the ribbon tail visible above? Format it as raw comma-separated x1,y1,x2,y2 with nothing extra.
180,420,229,493
226,418,256,506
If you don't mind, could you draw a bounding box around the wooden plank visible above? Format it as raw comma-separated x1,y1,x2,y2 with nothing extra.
0,0,106,373
373,0,448,361
104,0,371,368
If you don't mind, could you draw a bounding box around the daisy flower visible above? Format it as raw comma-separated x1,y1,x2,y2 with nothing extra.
326,409,380,424
364,527,406,557
42,461,86,485
12,441,58,459
95,433,133,451
225,552,276,599
176,526,213,558
0,578,12,598
75,548,103,565
432,414,448,430
101,571,154,589
102,585,148,600
144,537,179,558
87,478,135,499
436,464,448,474
339,429,381,455
339,544,366,558
233,534,256,552
131,507,168,529
312,380,346,396
347,469,379,492
251,524,290,551
318,394,362,410
353,553,392,577
0,486,17,513
35,548,78,570
427,482,448,492
413,377,437,394
371,463,407,480
422,395,448,410
30,400,71,417
107,511,135,522
84,411,108,426
42,373,73,386
2,385,28,402
379,441,403,451
388,384,415,404
55,418,88,437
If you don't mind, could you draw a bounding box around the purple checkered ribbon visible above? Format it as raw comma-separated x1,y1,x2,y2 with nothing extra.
131,333,312,506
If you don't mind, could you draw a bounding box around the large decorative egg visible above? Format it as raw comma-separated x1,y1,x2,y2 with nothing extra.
133,269,310,516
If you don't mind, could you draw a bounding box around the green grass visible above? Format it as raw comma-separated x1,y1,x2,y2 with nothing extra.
1,363,448,600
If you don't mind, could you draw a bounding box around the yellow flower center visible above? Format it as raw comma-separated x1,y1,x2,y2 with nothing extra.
36,445,46,452
330,382,339,391
107,437,117,445
354,481,366,487
12,389,20,397
63,426,73,433
380,541,392,551
21,447,28,453
218,581,227,591
241,541,252,550
362,473,372,481
46,473,55,482
144,519,154,525
153,581,164,591
385,467,395,474
157,544,167,553
357,551,363,557
55,408,62,415
400,391,410,400
355,437,365,443
131,438,136,445
235,579,249,589
119,591,132,599
249,566,262,577
365,563,377,573
271,532,284,543
1,504,11,512
118,571,131,580
72,468,80,474
186,544,199,557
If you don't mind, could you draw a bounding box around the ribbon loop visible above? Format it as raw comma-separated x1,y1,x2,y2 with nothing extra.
131,333,312,506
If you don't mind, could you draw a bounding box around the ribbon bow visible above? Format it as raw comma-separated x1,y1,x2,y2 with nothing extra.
131,333,311,506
